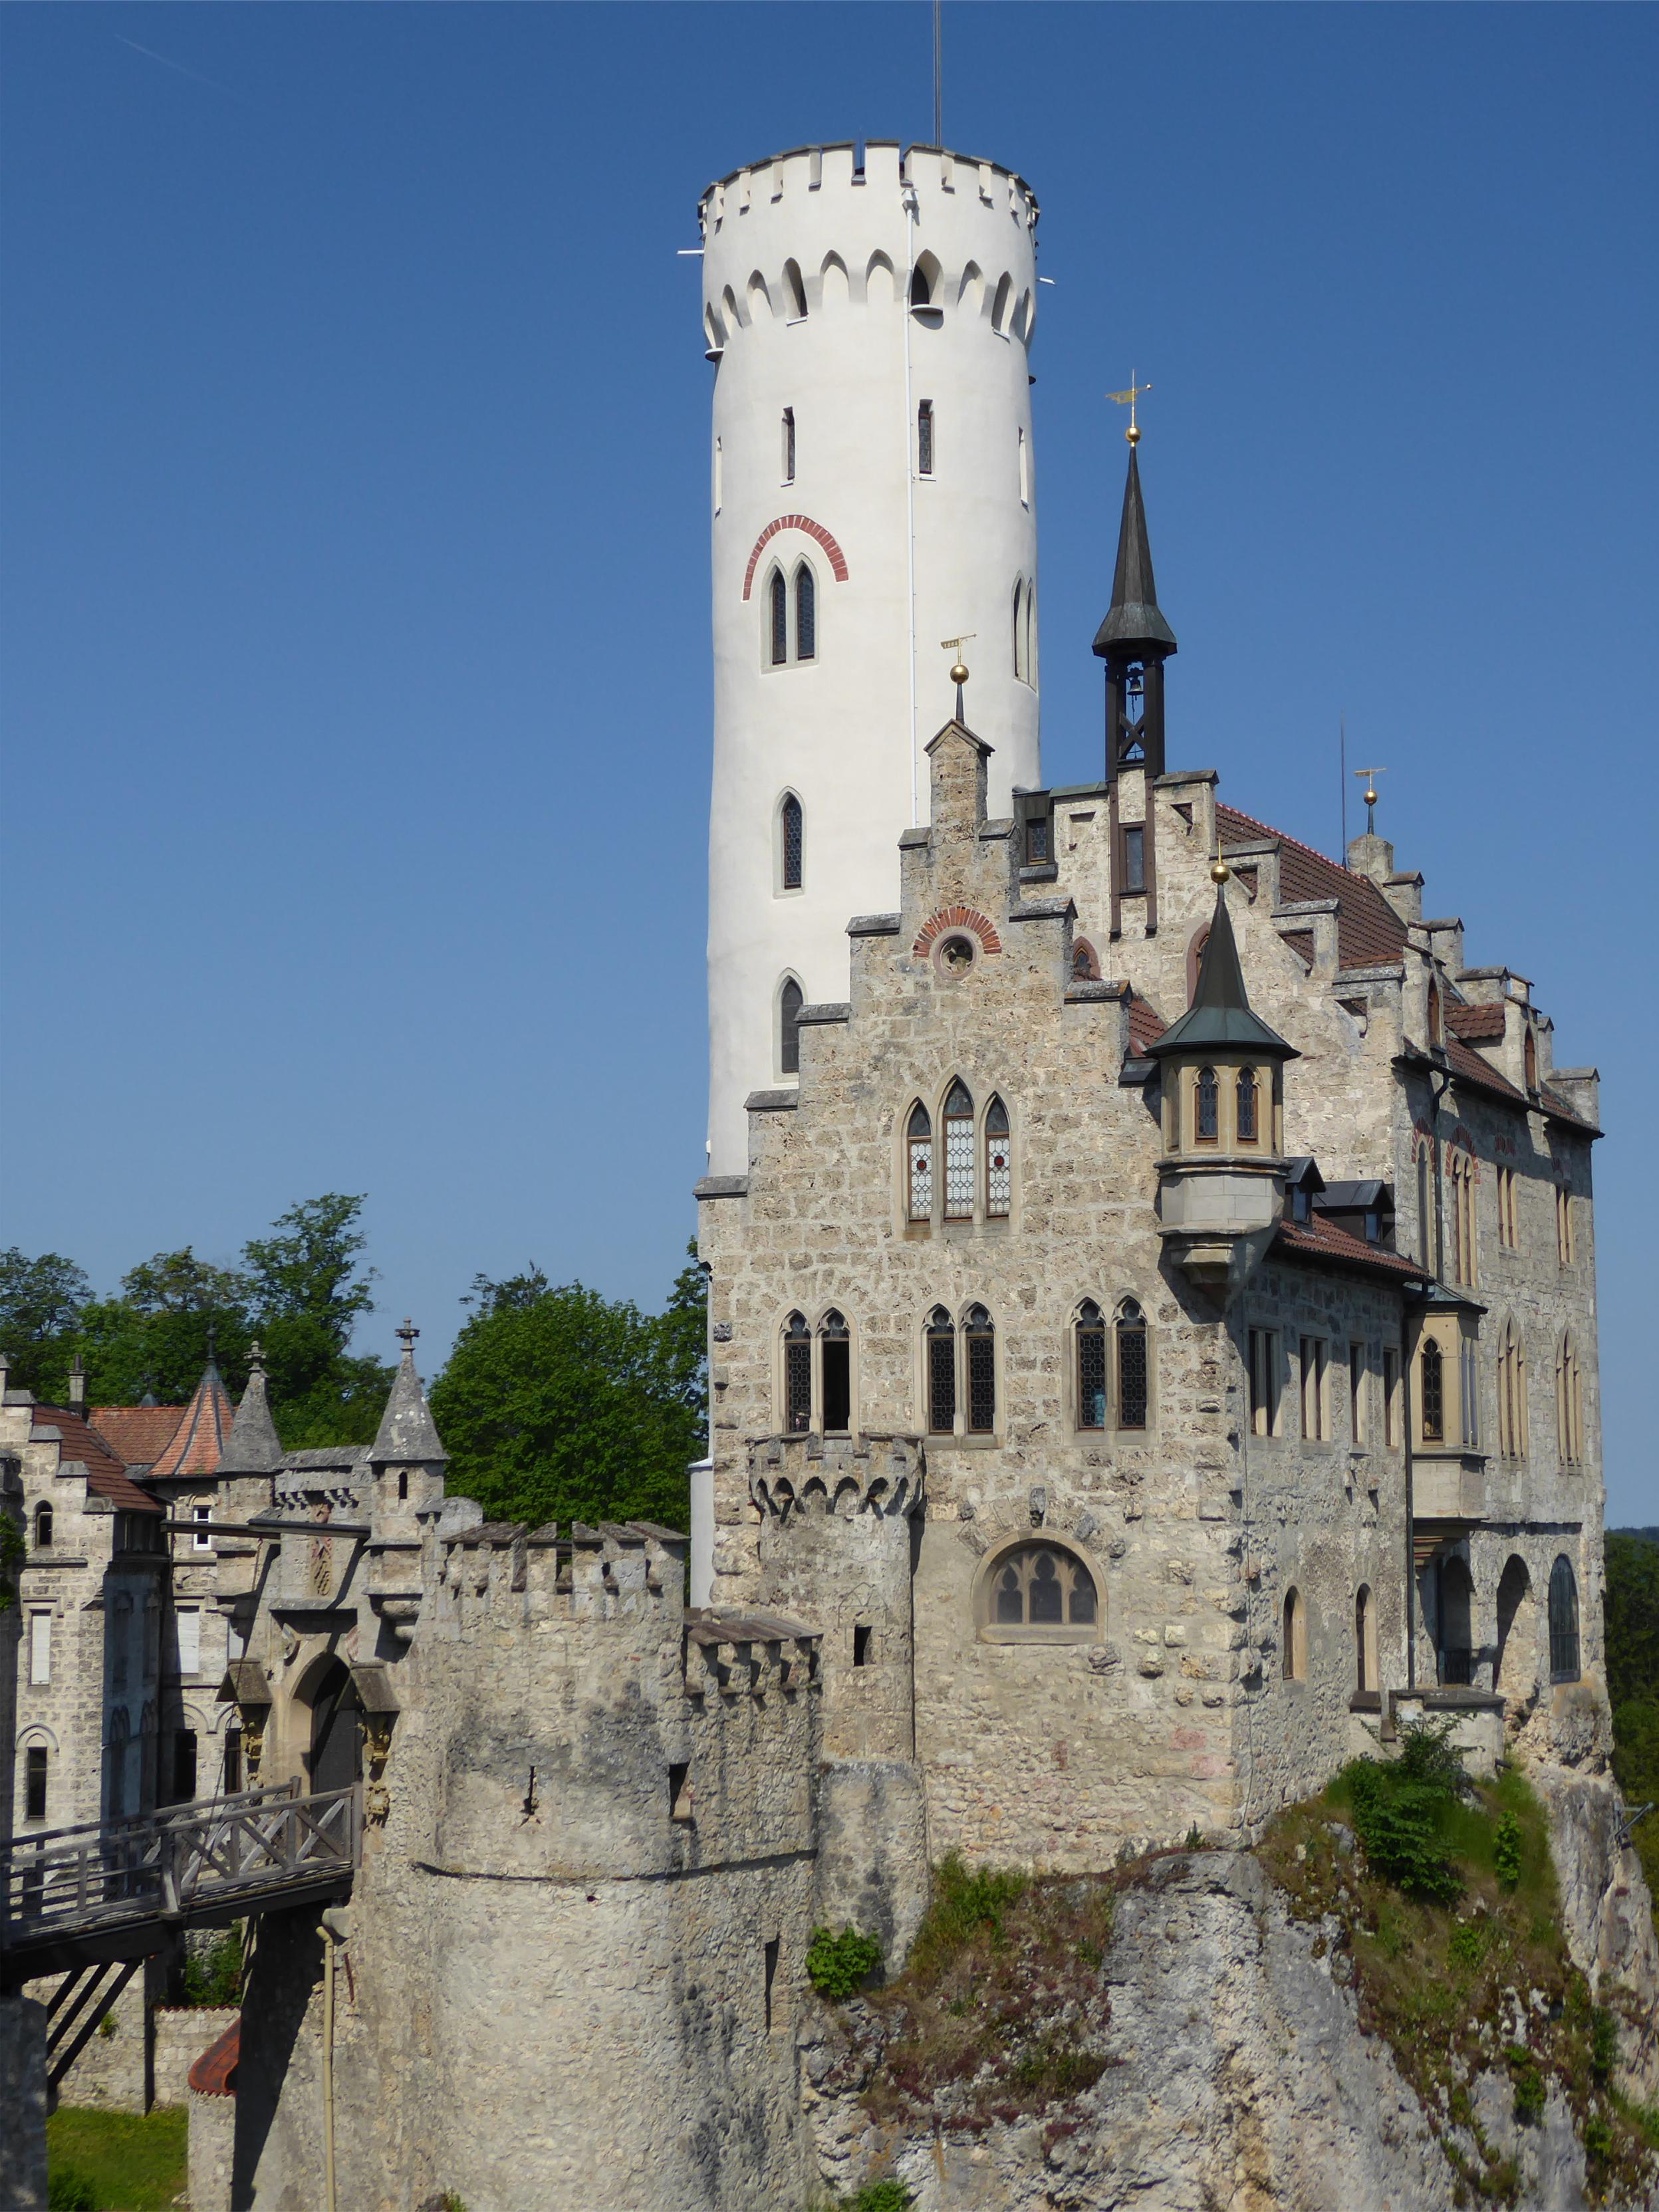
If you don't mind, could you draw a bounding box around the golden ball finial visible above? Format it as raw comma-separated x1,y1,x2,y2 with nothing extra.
1364,785,1378,809
950,660,969,687
1211,857,1231,884
1125,422,1141,447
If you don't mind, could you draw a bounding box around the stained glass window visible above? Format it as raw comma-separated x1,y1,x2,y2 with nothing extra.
1420,1338,1444,1443
1116,1300,1148,1429
985,1096,1011,1219
781,795,803,890
779,979,803,1076
1076,1302,1106,1429
926,1308,956,1433
795,564,816,662
1196,1067,1219,1143
784,1314,811,1433
944,1080,975,1219
906,1102,934,1222
769,570,788,666
965,1305,995,1432
1236,1067,1258,1144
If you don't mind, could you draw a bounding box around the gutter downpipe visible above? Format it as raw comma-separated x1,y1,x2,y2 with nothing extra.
1402,1292,1420,1695
902,174,920,826
318,1905,350,2212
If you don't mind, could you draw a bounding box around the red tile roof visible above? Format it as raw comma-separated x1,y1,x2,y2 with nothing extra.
1446,1001,1505,1042
1126,991,1167,1053
149,1368,233,1480
187,2017,239,2098
1443,1036,1527,1106
32,1407,160,1514
1274,1215,1431,1282
92,1406,186,1468
1218,804,1409,972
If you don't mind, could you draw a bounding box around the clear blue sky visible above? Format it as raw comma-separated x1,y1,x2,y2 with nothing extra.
3,5,1654,1523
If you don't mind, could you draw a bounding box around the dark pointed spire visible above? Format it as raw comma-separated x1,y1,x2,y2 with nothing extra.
1094,447,1177,660
1144,887,1297,1061
218,1342,284,1477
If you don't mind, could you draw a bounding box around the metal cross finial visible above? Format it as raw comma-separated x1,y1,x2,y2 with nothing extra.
1353,765,1387,836
1107,375,1153,445
396,1317,419,1358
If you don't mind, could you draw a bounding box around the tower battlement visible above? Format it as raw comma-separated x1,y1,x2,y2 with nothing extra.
425,1517,689,1636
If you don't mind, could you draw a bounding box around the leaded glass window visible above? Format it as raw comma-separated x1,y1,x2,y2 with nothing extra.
769,570,788,666
1549,1555,1580,1681
1122,824,1146,894
1076,1302,1106,1429
1420,1338,1444,1443
821,1311,850,1433
906,1102,934,1222
926,1308,956,1433
965,1304,995,1433
1196,1067,1219,1144
1236,1066,1258,1144
985,1096,1011,1219
944,1080,975,1219
1116,1300,1148,1429
783,1314,811,1433
981,1543,1098,1641
781,794,803,890
917,399,934,477
779,978,803,1076
795,564,815,662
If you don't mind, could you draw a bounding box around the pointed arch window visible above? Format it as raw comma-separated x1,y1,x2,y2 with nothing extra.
1548,1555,1580,1681
985,1096,1011,1219
820,1310,851,1433
1555,1332,1583,1464
1235,1067,1259,1145
1196,1067,1219,1144
1450,1152,1476,1286
779,977,803,1077
1012,581,1027,681
906,1103,934,1222
1418,1144,1433,1267
783,259,807,319
794,563,816,662
983,1543,1098,1640
1075,1302,1106,1430
34,1502,52,1548
1420,1338,1444,1443
769,569,789,666
944,1080,975,1219
1116,1300,1148,1429
926,1307,956,1434
1497,1322,1528,1457
1354,1584,1376,1695
1282,1587,1306,1681
780,793,803,890
783,1312,811,1433
965,1304,996,1433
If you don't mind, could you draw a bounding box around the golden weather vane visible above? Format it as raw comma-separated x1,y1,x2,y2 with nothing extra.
1107,376,1152,445
1353,765,1387,836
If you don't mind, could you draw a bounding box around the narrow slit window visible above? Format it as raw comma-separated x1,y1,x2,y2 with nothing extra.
1076,1302,1106,1429
795,564,815,662
25,1745,47,1822
1282,1588,1304,1680
769,569,788,666
1116,1300,1148,1429
1249,1328,1279,1437
1354,1586,1374,1693
783,1312,811,1433
782,408,796,483
1349,1342,1366,1444
906,1102,934,1222
1420,1338,1444,1442
1383,1346,1400,1447
852,1624,872,1668
1196,1067,1219,1144
781,794,803,890
1013,582,1027,681
926,1308,956,1433
984,1096,1011,1219
965,1305,996,1433
1236,1067,1259,1144
1121,824,1146,894
779,978,803,1076
820,1312,850,1433
944,1080,975,1219
764,1935,780,2030
917,399,934,477
1018,426,1029,506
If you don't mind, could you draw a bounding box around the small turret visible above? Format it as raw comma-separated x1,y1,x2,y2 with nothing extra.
368,1320,447,1533
1094,443,1177,785
1144,886,1296,1282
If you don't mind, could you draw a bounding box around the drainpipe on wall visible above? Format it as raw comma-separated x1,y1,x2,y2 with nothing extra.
1401,1295,1420,1696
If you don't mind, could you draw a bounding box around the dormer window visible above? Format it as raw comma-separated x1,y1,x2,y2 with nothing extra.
1291,1183,1311,1223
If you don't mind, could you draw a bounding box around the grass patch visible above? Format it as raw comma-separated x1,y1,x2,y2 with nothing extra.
856,1851,1116,2132
45,2108,187,2212
1259,1734,1656,2205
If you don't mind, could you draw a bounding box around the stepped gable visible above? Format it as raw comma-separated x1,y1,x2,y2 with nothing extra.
92,1403,188,1468
32,1404,158,1514
1218,802,1407,970
148,1360,233,1479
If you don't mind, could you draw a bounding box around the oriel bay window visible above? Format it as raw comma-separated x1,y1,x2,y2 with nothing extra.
1420,1338,1444,1443
1196,1066,1219,1144
1235,1066,1259,1144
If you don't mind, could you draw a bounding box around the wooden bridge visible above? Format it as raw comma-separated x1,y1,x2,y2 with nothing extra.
1,1782,358,2089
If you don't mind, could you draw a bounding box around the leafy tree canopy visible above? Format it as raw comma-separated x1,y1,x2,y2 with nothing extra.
432,1246,705,1532
1605,1530,1659,1896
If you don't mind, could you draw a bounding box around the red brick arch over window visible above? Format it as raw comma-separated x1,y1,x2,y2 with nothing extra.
741,515,850,599
913,906,1003,960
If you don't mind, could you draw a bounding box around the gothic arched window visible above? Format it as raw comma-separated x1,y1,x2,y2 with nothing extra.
1556,1332,1583,1464
981,1542,1098,1642
779,977,803,1077
1354,1584,1375,1695
769,568,789,666
1196,1067,1219,1144
944,1080,975,1219
906,1102,934,1223
1012,580,1027,681
1075,1301,1106,1430
1236,1066,1259,1145
34,1502,52,1548
926,1306,956,1434
965,1304,996,1433
1548,1555,1580,1681
783,1312,811,1434
985,1096,1011,1219
795,564,816,662
1116,1300,1149,1429
819,1310,850,1433
1420,1339,1444,1443
780,793,803,891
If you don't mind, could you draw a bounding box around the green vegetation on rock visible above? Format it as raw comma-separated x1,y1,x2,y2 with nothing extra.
1606,1529,1659,1898
807,1924,884,1999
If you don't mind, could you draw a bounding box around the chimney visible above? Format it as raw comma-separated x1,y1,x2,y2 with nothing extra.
68,1352,87,1413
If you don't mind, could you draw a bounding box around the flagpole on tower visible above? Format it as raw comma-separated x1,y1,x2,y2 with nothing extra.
934,0,943,144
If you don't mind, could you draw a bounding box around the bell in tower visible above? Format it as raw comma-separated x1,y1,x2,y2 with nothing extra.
1093,428,1177,783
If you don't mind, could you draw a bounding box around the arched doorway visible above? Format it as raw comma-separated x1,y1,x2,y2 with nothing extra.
305,1659,363,1796
1495,1556,1534,1701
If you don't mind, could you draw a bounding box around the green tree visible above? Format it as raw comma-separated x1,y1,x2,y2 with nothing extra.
1605,1530,1659,1894
241,1197,390,1448
432,1251,705,1531
0,1249,92,1396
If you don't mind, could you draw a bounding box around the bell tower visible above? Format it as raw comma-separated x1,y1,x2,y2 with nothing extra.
1094,432,1176,784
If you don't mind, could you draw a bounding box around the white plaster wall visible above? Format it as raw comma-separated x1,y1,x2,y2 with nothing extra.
702,142,1042,1169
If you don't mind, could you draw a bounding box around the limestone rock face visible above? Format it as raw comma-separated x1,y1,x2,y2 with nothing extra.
803,1852,1657,2212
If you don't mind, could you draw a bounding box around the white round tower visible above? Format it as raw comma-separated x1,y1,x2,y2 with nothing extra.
701,140,1041,1173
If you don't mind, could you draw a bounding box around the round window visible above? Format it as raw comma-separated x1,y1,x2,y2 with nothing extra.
936,933,977,979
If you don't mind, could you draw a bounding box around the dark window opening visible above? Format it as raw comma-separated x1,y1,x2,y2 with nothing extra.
779,978,803,1075
1117,1302,1148,1429
769,570,788,666
1121,824,1146,894
1025,814,1050,864
1549,1556,1581,1681
397,1469,408,1501
821,1314,850,1433
764,1936,780,2030
927,1310,956,1433
1197,1067,1219,1144
172,1730,198,1805
25,1746,48,1822
917,399,934,476
781,795,803,889
669,1762,692,1821
34,1503,52,1548
852,1624,872,1668
795,565,816,661
910,262,932,307
965,1306,996,1433
784,1314,811,1433
1428,979,1444,1046
782,407,795,483
1420,1340,1444,1442
223,1727,243,1796
1076,1302,1106,1429
1236,1067,1258,1144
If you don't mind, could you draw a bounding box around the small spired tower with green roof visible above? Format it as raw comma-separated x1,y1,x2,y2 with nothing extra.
1144,879,1298,1283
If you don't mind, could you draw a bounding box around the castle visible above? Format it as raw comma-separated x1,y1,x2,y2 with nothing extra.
3,139,1634,2212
